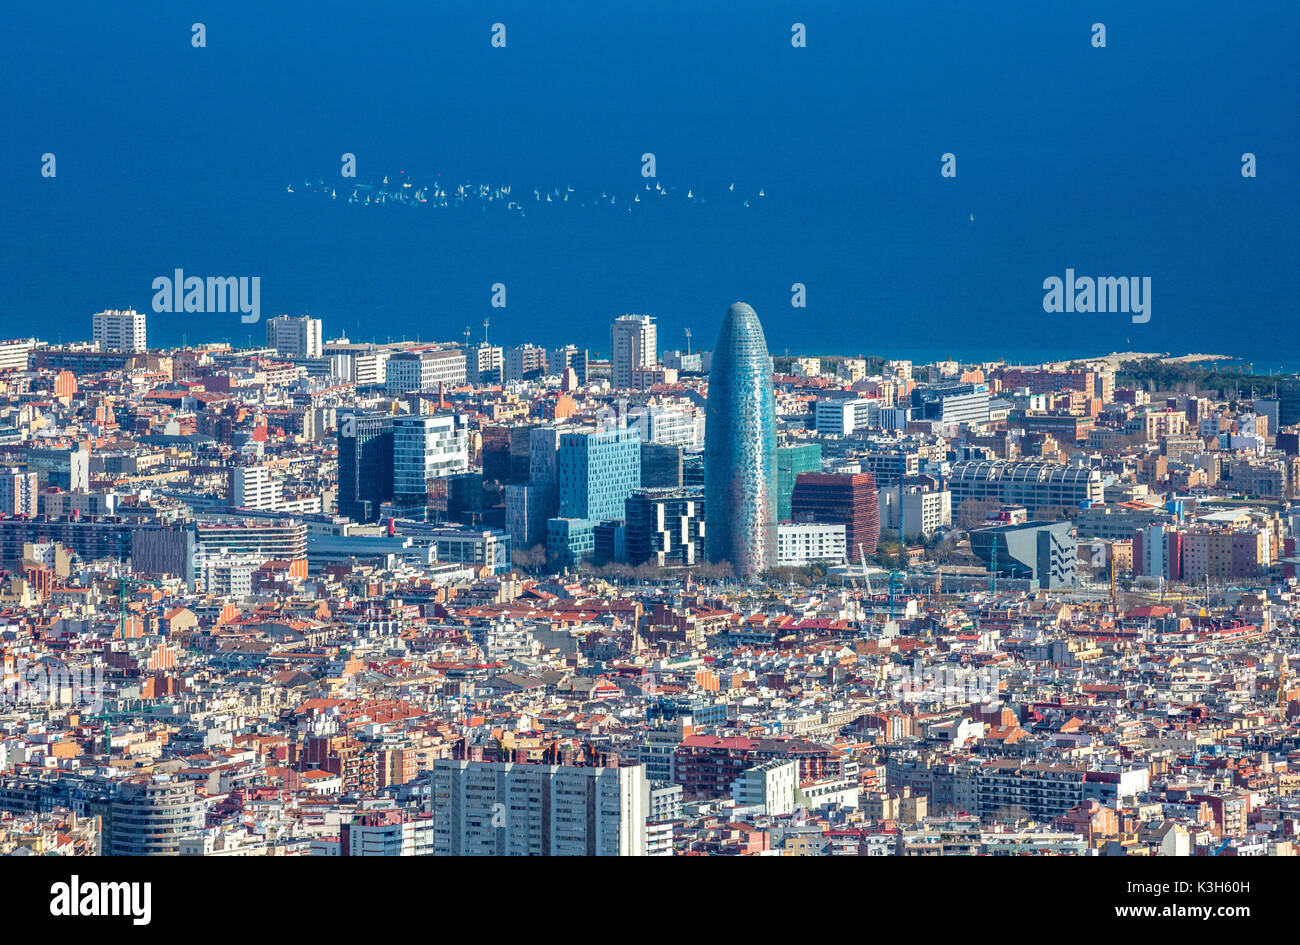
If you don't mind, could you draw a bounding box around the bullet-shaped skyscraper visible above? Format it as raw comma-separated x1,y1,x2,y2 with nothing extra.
705,302,777,576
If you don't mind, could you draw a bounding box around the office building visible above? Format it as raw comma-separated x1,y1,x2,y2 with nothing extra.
392,414,469,505
505,483,550,549
704,302,777,576
593,519,626,566
427,526,511,574
790,472,880,558
557,428,641,523
337,413,395,522
640,442,684,488
776,522,847,566
625,488,705,567
481,424,536,484
547,517,595,568
777,444,822,522
969,520,1077,589
815,398,879,436
948,460,1104,518
912,381,990,428
384,349,467,393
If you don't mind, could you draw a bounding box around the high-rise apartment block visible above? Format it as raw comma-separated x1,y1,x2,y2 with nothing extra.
611,314,657,388
92,308,147,352
432,760,648,856
265,314,323,358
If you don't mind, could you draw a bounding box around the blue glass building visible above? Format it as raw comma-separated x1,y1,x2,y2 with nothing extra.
704,302,777,577
557,428,641,522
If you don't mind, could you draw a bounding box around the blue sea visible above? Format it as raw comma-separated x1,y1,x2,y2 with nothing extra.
2,1,1296,368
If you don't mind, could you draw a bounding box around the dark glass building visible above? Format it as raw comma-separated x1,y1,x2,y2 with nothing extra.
337,413,394,522
626,487,705,567
704,302,777,576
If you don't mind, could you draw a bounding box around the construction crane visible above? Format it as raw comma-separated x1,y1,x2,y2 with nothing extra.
112,568,155,640
80,706,156,756
888,569,906,620
858,543,874,597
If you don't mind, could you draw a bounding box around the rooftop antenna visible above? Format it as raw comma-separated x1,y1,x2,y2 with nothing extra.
483,317,490,345
684,327,693,356
463,326,472,348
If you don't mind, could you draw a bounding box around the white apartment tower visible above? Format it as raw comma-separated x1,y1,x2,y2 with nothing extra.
432,760,648,856
0,468,38,516
92,308,147,352
611,314,657,389
265,315,323,358
231,464,282,511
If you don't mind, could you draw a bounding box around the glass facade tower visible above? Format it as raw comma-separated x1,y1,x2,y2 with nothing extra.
704,302,777,576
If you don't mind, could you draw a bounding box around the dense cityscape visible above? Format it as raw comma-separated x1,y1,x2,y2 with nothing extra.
0,303,1297,858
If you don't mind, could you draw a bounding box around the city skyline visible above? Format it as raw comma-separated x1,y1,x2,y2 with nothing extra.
0,2,1293,910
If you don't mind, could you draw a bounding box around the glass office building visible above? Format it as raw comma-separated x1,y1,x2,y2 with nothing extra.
704,302,777,577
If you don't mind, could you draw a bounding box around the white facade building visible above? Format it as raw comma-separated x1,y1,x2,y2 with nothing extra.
231,465,281,511
0,468,38,516
92,309,147,352
384,349,468,393
0,339,36,372
432,760,648,856
731,759,797,815
815,398,880,436
777,522,848,565
265,315,323,358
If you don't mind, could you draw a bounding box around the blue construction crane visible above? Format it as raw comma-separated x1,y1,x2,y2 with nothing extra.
888,570,906,620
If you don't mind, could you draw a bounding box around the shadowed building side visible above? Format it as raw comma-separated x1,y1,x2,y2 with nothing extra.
704,302,777,577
